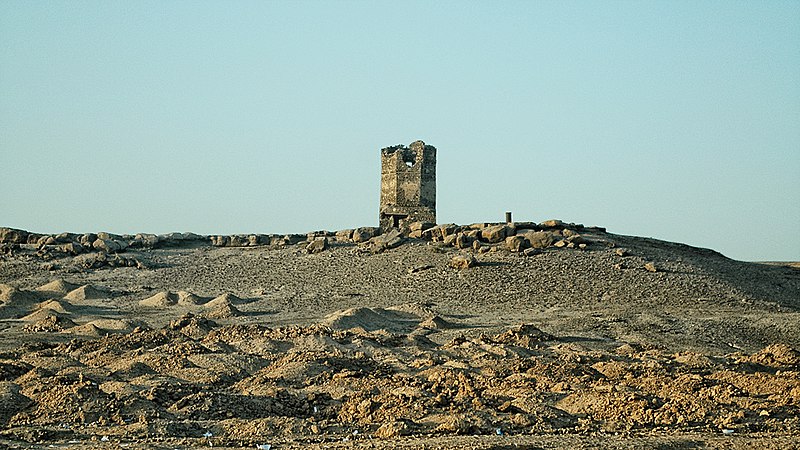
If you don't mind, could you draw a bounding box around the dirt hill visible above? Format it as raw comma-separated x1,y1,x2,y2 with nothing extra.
0,222,798,448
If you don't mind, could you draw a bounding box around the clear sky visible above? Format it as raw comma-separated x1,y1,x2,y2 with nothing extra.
1,1,798,261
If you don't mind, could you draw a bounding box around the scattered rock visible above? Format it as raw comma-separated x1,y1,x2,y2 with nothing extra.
450,253,478,269
408,265,434,274
644,262,658,273
22,314,77,333
375,420,409,438
523,248,541,257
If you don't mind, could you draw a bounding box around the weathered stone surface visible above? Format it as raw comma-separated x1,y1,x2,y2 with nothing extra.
523,247,541,257
80,233,97,246
97,232,123,241
131,233,160,249
353,227,379,243
409,221,435,233
539,219,564,229
438,223,458,238
421,226,442,241
61,242,84,255
92,239,126,253
442,234,457,247
36,236,55,247
375,420,409,439
379,141,437,230
480,224,510,243
450,253,478,269
455,232,473,249
306,237,329,254
54,232,75,244
566,234,586,245
210,236,229,247
370,229,405,253
335,229,353,242
229,235,247,247
520,231,556,249
0,228,29,244
505,235,528,253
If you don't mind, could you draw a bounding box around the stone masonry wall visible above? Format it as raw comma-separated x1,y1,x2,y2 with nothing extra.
379,140,436,230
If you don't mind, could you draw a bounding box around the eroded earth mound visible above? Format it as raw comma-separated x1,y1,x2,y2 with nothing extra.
0,221,798,449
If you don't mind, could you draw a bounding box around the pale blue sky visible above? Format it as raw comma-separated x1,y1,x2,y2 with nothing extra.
1,1,798,261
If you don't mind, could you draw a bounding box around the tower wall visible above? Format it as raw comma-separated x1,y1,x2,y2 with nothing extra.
379,140,436,231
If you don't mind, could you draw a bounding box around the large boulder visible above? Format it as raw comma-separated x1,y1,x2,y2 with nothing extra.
455,232,474,249
92,238,127,253
519,231,557,249
210,235,229,247
538,219,565,229
80,233,98,247
438,223,459,239
335,229,353,242
370,229,405,253
306,237,329,254
505,235,529,253
352,227,379,243
480,224,511,243
130,233,160,249
61,242,85,255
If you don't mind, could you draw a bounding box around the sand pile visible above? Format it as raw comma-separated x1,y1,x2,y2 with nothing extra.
34,279,79,297
63,284,106,302
322,305,444,334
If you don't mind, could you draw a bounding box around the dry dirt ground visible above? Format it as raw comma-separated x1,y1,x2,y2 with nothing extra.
0,224,799,449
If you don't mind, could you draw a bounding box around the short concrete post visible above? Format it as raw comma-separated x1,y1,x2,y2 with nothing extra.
505,212,512,223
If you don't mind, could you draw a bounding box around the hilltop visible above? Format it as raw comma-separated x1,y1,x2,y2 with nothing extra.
0,221,798,448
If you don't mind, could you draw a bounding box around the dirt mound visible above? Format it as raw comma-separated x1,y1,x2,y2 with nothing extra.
67,319,139,336
322,307,422,333
206,292,245,308
63,284,107,301
139,290,205,307
21,313,76,332
33,299,75,314
418,315,454,329
203,299,242,319
176,290,205,306
139,291,178,307
34,279,79,297
0,285,38,319
745,343,800,368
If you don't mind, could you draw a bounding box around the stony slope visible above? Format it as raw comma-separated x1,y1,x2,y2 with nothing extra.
0,222,798,448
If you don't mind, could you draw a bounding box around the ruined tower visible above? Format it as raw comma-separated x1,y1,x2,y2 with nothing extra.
379,140,436,230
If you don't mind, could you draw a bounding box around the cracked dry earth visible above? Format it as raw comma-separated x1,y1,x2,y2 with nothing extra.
0,227,799,449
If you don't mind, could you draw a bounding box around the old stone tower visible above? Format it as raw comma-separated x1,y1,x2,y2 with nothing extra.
379,140,436,230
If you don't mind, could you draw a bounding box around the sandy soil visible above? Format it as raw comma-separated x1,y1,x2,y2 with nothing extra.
0,224,799,449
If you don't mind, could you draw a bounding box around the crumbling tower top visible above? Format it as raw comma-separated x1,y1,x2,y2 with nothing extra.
379,140,437,231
